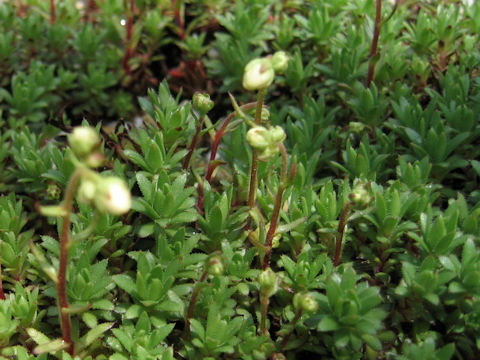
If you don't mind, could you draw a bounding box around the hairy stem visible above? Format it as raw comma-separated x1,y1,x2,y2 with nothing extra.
0,265,5,300
184,270,208,338
279,308,303,350
366,0,382,86
263,143,288,270
259,292,270,335
50,0,56,25
58,168,83,355
247,90,266,210
183,116,204,170
122,0,135,74
334,202,350,267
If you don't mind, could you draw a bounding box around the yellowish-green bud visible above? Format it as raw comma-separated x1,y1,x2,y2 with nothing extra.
46,183,61,200
193,92,214,115
349,121,366,134
243,58,275,91
258,268,277,297
269,126,286,143
271,51,289,74
293,292,319,313
349,180,372,209
93,177,131,215
77,178,97,205
207,257,224,276
68,127,101,159
247,126,270,150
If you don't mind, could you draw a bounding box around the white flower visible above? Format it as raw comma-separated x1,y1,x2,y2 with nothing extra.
243,58,275,91
94,177,131,215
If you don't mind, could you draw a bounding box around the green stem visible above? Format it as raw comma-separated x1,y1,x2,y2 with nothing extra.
259,292,270,335
263,143,288,270
58,168,84,355
247,89,266,210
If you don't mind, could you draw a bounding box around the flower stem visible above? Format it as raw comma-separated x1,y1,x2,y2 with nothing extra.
247,89,266,210
279,308,302,350
0,265,5,300
50,0,56,25
58,168,83,355
366,0,382,86
184,270,208,338
263,143,288,270
259,291,270,335
183,115,204,170
122,0,135,74
334,202,350,267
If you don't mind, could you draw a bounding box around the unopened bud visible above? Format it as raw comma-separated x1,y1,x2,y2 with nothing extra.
77,178,97,205
207,257,224,276
349,121,366,134
247,126,270,150
93,177,131,215
243,58,275,91
258,268,277,297
68,127,101,159
269,126,286,143
293,292,319,313
271,51,289,74
46,184,61,200
193,92,214,115
349,180,372,209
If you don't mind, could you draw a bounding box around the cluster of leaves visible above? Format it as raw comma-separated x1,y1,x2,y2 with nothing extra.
0,1,480,360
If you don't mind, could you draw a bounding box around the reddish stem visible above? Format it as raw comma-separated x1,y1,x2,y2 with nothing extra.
334,202,350,267
279,309,302,350
366,0,382,86
184,270,208,337
0,266,6,300
205,102,258,184
183,120,203,170
172,0,185,39
247,90,266,210
122,0,135,74
263,144,288,270
50,0,56,25
57,169,83,355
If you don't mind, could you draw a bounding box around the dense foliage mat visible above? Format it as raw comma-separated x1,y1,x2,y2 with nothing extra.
0,0,479,359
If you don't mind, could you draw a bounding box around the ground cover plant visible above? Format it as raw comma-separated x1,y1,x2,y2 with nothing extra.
0,0,480,359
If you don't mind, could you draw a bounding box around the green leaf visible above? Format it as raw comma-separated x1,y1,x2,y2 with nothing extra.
78,322,114,349
317,316,339,331
112,274,137,294
33,339,69,355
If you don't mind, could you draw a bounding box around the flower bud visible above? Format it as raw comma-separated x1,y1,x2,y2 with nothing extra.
68,127,101,159
271,51,289,74
260,107,270,122
349,121,366,134
207,257,224,276
77,178,97,205
257,144,279,161
243,58,275,91
258,268,277,297
349,180,372,209
46,184,61,200
269,126,286,143
247,126,270,150
293,292,319,313
193,92,214,115
93,177,131,215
